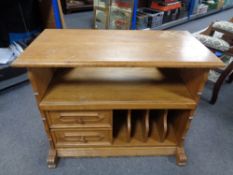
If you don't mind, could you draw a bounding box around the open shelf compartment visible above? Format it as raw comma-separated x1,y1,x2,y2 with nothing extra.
40,67,196,110
112,109,189,147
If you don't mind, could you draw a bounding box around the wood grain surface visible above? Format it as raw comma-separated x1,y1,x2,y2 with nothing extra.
12,29,223,68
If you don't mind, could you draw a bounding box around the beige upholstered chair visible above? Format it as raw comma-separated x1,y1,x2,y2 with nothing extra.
194,18,233,104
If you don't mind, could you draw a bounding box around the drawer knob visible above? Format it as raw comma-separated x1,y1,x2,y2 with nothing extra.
76,118,84,124
79,136,87,143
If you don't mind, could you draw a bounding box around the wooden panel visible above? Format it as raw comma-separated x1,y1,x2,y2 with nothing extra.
27,68,55,150
168,110,192,146
47,110,112,128
113,110,129,143
142,110,149,142
131,110,145,143
126,110,132,142
177,69,210,148
52,129,112,147
28,68,54,101
38,0,56,28
149,110,168,142
156,110,168,142
57,146,177,157
40,68,196,110
179,68,209,102
12,30,223,68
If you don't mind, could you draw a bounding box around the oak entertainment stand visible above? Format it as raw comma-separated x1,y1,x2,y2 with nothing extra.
13,29,223,168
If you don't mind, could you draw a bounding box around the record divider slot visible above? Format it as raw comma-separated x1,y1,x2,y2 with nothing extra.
126,110,131,142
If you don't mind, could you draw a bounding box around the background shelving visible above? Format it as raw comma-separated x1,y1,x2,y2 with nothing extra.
132,0,233,30
53,0,233,30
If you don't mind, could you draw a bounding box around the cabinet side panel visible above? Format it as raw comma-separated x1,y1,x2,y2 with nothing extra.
28,68,55,148
169,110,193,146
28,68,54,101
179,68,209,102
175,69,209,146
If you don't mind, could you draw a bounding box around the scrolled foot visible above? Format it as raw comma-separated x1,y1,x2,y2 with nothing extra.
176,147,187,166
47,149,57,168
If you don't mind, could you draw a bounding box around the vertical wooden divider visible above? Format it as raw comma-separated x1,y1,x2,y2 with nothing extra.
126,110,132,142
157,110,168,142
142,110,150,142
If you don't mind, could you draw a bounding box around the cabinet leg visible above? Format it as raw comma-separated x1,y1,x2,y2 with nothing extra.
47,148,58,168
176,147,187,166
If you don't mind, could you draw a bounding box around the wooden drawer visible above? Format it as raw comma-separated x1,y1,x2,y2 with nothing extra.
47,111,112,128
52,129,112,147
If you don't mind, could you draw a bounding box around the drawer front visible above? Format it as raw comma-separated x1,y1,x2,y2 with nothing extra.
52,129,112,147
47,111,112,128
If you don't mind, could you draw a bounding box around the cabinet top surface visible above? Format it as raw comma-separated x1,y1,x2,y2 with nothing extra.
13,29,223,68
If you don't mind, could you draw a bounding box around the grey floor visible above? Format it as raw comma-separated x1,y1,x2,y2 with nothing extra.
64,11,94,29
1,9,233,175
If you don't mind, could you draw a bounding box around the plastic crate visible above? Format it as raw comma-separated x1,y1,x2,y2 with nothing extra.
136,11,149,29
162,8,180,23
155,0,178,6
151,1,181,11
150,2,181,23
138,8,164,28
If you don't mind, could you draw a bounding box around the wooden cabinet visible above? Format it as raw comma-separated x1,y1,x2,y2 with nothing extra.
12,29,223,168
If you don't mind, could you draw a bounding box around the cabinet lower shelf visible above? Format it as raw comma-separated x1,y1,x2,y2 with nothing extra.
54,145,187,166
56,146,177,157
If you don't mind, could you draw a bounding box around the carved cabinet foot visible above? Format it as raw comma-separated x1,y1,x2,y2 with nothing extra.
176,147,187,166
47,149,58,168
